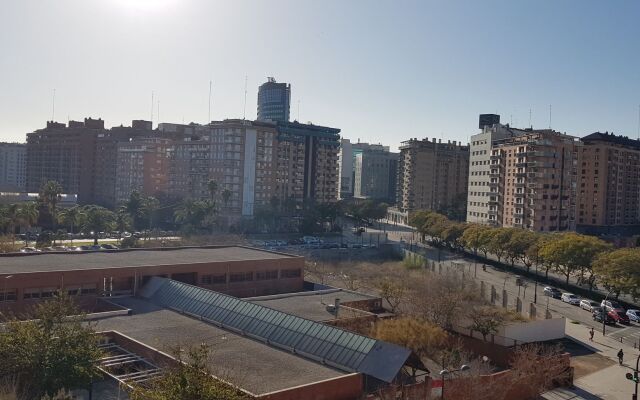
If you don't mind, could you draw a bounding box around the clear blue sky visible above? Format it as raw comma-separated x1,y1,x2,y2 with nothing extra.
1,0,639,150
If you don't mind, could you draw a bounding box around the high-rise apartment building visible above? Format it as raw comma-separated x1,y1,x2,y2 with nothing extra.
257,77,291,123
275,121,340,205
577,132,640,234
488,130,580,231
168,120,278,217
467,117,533,224
337,139,354,199
26,119,104,202
396,138,469,215
353,144,398,203
0,143,26,192
115,137,173,204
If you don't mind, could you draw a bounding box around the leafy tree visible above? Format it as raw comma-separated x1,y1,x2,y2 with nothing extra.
441,222,467,250
174,199,216,233
373,318,447,375
461,224,491,257
38,181,63,230
79,205,115,244
593,248,640,299
468,306,506,341
128,344,249,400
16,202,39,240
114,207,132,233
487,228,513,263
504,229,535,267
374,278,406,313
539,232,612,287
0,293,102,398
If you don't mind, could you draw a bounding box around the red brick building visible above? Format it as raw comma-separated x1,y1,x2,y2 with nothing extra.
0,246,304,313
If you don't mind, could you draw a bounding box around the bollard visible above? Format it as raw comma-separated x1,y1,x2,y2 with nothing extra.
516,297,522,313
502,289,508,308
491,286,497,305
529,303,536,319
480,281,486,299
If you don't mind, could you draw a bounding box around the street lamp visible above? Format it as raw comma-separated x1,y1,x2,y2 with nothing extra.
602,290,613,336
624,353,640,400
533,263,538,304
440,364,470,399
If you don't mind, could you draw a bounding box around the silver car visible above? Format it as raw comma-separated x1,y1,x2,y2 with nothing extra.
580,299,600,312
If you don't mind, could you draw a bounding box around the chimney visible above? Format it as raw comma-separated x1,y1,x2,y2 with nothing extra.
439,139,442,143
334,298,340,318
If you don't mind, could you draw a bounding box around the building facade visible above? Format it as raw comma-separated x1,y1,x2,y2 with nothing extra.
0,142,26,192
275,121,340,205
467,118,533,224
577,132,640,235
337,138,354,199
115,137,173,204
396,138,469,215
257,77,291,123
489,130,580,231
353,144,398,203
168,120,278,217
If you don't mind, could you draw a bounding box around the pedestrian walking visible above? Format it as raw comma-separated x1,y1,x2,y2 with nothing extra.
618,349,624,365
589,327,594,341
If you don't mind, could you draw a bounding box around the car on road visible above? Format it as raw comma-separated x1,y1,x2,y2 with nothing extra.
626,309,640,323
593,308,616,325
100,244,119,250
601,300,625,313
543,287,562,299
609,310,630,325
19,247,41,253
580,299,600,312
561,293,581,305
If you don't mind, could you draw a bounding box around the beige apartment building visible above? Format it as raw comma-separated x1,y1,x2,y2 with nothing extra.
488,130,579,232
168,120,278,218
577,132,640,235
396,138,469,215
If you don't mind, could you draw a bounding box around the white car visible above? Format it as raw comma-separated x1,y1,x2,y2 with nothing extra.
580,299,600,312
561,293,580,305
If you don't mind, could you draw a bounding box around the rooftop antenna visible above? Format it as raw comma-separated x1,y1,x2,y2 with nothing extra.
157,96,160,124
297,100,300,121
549,104,552,129
510,114,513,126
51,89,56,121
529,108,532,128
150,91,154,128
208,80,212,123
242,75,248,120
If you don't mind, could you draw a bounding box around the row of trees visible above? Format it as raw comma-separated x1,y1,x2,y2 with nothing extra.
409,210,640,299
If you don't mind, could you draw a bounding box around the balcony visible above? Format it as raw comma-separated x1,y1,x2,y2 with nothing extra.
489,181,500,188
514,192,525,198
515,171,527,177
488,209,498,215
490,154,501,160
514,181,525,187
515,161,527,168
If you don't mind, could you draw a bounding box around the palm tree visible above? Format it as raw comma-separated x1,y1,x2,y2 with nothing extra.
39,180,63,229
16,202,39,245
141,196,159,240
58,206,84,244
221,189,232,207
207,179,218,204
80,205,115,245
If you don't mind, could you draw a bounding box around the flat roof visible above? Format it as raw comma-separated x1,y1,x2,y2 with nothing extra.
248,289,379,321
95,296,344,395
0,246,295,275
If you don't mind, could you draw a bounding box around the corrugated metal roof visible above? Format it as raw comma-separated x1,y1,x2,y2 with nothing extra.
141,277,411,383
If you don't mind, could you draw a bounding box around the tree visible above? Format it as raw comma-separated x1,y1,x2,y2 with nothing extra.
504,229,536,268
207,179,218,204
79,205,115,245
174,199,216,233
16,202,39,240
593,248,640,299
540,233,611,286
373,318,447,375
441,222,467,250
38,181,63,230
114,207,132,233
487,228,513,263
461,224,491,257
57,206,84,243
128,344,249,400
221,189,232,207
468,306,506,341
374,278,406,313
0,293,102,398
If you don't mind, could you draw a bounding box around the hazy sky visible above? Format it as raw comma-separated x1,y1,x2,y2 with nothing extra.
1,0,639,150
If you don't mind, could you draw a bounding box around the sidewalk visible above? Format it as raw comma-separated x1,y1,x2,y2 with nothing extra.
543,320,640,400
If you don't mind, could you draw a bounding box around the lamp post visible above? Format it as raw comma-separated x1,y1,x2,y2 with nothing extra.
440,364,470,399
602,290,613,336
625,353,640,400
534,263,538,304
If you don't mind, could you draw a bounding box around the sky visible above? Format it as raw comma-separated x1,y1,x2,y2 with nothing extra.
1,0,639,151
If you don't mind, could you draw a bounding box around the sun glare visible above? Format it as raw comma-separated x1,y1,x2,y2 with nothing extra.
114,0,178,12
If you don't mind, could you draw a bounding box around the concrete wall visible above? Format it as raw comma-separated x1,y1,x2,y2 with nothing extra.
499,317,565,345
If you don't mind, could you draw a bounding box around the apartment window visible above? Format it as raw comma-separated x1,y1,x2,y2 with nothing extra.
230,272,253,283
201,274,227,284
23,288,41,299
281,269,302,279
256,270,279,281
41,288,57,298
0,289,17,302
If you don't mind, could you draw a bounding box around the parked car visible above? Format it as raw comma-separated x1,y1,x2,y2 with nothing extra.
601,300,625,313
101,244,119,250
543,287,562,299
276,240,288,247
580,299,600,312
593,309,616,325
609,310,630,325
626,309,640,323
561,293,581,305
19,247,41,253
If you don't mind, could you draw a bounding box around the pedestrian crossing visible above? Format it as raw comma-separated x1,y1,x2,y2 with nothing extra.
607,325,640,347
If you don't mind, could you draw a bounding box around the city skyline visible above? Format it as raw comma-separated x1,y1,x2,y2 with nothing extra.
2,0,640,151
